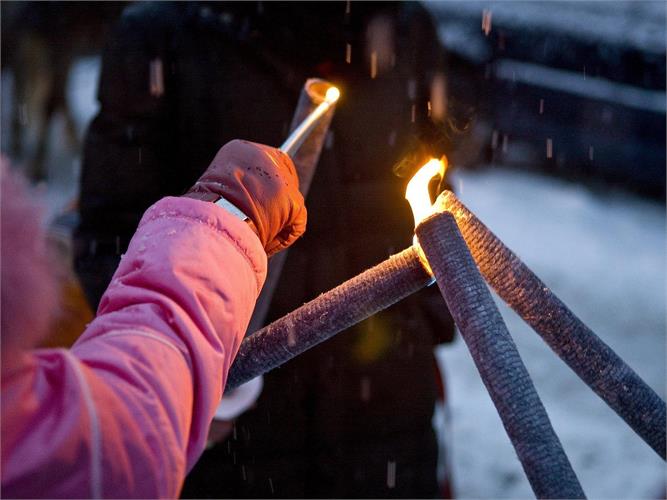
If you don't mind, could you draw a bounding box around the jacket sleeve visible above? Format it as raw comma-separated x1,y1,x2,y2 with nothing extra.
1,197,267,498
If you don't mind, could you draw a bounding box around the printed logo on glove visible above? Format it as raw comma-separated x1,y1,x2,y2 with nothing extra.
184,140,307,256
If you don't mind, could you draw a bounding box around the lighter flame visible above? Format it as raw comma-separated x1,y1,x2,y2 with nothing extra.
325,86,341,104
405,157,447,278
405,158,447,227
280,85,341,156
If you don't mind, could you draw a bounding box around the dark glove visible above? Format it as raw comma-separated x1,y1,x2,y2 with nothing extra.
184,140,307,256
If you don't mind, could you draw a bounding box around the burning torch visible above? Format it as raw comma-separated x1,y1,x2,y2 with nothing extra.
225,154,665,497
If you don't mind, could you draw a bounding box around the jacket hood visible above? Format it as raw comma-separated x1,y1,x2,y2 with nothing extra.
1,162,59,368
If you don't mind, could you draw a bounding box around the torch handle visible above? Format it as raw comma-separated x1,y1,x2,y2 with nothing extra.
226,247,432,390
438,190,667,459
417,212,585,499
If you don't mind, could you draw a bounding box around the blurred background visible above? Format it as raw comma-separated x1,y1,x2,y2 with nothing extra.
1,1,664,498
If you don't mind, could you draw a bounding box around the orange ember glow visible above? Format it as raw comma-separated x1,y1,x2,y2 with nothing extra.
405,157,447,227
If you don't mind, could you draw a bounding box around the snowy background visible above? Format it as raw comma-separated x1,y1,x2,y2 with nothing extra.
437,167,665,498
427,0,667,56
1,3,665,497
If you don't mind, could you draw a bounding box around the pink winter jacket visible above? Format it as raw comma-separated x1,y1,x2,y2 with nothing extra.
1,197,267,498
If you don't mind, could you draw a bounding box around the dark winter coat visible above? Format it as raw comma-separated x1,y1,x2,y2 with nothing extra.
74,2,454,497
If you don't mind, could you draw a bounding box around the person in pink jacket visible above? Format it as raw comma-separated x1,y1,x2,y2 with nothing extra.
0,140,306,498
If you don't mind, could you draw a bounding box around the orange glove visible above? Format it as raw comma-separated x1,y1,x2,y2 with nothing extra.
184,140,307,256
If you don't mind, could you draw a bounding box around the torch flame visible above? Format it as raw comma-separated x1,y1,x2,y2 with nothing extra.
405,157,447,227
325,86,341,104
405,157,447,278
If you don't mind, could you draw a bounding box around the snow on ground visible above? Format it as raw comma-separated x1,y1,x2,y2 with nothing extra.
437,167,666,498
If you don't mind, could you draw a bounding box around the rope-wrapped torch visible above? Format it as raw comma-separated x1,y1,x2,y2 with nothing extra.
226,246,432,389
436,190,666,459
416,210,585,499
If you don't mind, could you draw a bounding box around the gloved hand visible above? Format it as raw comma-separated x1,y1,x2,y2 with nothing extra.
184,140,306,256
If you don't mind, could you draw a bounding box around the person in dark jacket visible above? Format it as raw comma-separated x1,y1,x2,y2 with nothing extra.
74,2,457,497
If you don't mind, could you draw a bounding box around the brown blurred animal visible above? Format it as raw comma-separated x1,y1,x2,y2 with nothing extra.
1,2,124,182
